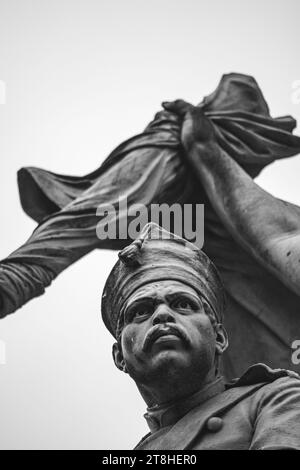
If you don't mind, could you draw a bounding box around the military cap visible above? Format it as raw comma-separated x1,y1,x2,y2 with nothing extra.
101,223,226,338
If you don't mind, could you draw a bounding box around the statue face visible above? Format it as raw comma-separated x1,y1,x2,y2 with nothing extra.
115,280,222,386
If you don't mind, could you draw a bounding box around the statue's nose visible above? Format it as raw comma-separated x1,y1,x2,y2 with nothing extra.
152,304,176,325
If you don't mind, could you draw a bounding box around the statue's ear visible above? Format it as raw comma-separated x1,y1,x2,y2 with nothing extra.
112,342,128,373
215,323,228,357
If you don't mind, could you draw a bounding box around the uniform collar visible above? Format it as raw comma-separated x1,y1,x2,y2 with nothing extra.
144,377,225,433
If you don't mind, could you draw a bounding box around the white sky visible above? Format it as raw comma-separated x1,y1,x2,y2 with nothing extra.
0,0,300,449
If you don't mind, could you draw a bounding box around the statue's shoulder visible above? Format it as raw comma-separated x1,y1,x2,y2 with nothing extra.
225,363,300,411
226,362,300,389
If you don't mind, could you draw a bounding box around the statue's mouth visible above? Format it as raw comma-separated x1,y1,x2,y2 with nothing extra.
143,325,188,352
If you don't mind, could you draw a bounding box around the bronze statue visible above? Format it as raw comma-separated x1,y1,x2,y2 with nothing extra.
1,73,300,378
101,222,300,450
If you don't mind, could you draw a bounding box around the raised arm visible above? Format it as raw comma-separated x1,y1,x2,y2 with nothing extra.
163,100,300,296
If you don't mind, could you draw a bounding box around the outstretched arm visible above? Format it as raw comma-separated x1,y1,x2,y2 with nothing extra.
163,100,300,296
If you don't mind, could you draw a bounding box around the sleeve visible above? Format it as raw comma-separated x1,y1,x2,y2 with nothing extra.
0,139,182,319
250,376,300,450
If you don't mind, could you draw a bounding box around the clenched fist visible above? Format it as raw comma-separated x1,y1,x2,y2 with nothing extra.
162,100,217,156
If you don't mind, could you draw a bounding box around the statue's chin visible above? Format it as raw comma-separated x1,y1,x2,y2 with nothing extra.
144,349,194,379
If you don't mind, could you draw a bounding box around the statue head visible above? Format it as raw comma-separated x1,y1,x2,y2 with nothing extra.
101,223,228,405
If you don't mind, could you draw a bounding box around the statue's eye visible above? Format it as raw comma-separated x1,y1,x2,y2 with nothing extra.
172,298,194,310
134,308,148,317
130,304,152,319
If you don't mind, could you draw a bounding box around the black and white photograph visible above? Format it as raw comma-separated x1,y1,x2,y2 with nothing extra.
1,0,300,453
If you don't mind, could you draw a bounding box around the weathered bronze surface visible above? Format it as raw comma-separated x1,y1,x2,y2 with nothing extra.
1,73,300,378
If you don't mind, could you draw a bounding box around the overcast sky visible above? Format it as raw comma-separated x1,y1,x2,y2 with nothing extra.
0,0,300,449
